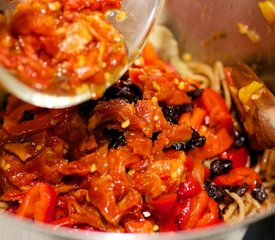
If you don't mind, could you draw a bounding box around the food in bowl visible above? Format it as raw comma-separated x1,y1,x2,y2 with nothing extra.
0,0,127,96
0,27,274,232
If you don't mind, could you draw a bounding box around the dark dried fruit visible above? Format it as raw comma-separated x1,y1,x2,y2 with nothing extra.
169,130,206,152
252,182,268,203
152,131,161,142
204,181,233,203
2,95,7,112
210,159,233,179
78,100,97,117
120,72,130,81
0,111,3,127
227,183,249,197
233,129,246,148
102,79,142,103
218,208,223,220
187,86,204,100
103,128,126,149
160,103,193,124
22,110,35,121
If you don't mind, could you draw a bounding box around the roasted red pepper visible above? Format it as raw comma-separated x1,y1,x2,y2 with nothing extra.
179,107,207,131
220,146,249,168
177,178,201,199
160,190,222,231
180,191,208,230
200,88,233,132
151,193,177,215
196,197,223,228
214,167,262,190
142,43,169,72
190,127,233,161
17,182,57,223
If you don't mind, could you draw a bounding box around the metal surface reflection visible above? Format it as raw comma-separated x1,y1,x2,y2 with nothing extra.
163,0,275,92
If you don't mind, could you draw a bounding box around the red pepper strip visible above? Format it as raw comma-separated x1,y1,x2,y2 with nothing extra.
142,43,170,72
159,198,190,232
184,155,194,171
195,197,223,228
200,88,233,132
17,182,57,223
214,167,262,190
181,191,208,230
151,193,177,215
175,198,192,231
178,178,201,199
190,107,207,131
179,107,207,131
220,146,249,168
189,159,205,185
190,127,233,161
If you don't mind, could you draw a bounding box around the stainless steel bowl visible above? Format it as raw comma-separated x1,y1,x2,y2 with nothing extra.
163,0,275,93
0,0,274,239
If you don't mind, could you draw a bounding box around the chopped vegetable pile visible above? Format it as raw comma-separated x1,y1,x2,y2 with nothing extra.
0,0,127,96
0,43,268,232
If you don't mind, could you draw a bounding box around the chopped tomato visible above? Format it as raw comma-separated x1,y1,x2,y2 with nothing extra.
17,182,57,223
220,146,249,168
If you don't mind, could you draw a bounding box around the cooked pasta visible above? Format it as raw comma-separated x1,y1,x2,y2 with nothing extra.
151,25,274,224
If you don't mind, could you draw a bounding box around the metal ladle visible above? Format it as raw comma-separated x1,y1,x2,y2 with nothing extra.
0,0,164,108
